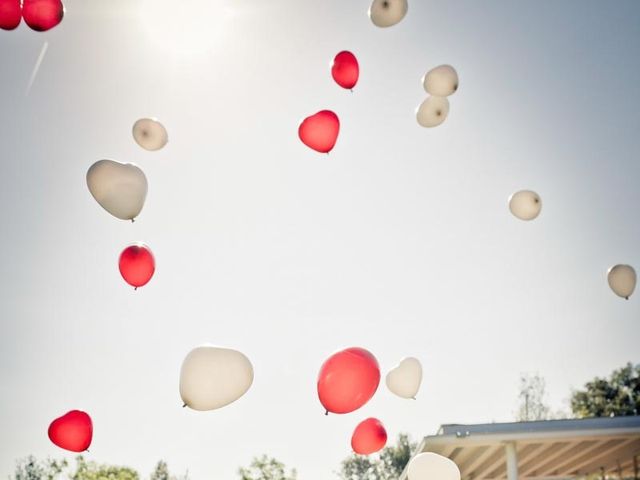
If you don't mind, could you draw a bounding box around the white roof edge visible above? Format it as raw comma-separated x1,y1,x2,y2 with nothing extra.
422,426,640,446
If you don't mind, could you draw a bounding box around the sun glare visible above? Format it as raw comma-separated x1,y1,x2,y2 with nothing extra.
138,0,232,57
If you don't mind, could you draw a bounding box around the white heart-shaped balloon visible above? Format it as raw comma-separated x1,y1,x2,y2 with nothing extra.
179,345,254,411
86,159,148,221
509,190,542,221
408,452,460,480
132,118,168,151
423,65,459,97
416,96,449,128
607,264,636,300
386,357,422,399
368,0,408,28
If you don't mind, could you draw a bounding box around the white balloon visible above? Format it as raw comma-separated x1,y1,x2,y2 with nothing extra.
179,345,254,411
408,453,461,480
508,190,542,221
416,96,449,128
86,159,148,221
386,357,422,399
132,118,168,151
607,264,636,300
369,0,408,28
423,65,459,97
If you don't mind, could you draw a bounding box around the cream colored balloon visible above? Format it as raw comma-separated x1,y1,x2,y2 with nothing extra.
607,264,636,299
408,452,461,480
86,159,148,221
423,65,459,97
416,96,449,128
369,0,408,28
179,345,254,411
132,118,168,151
386,357,422,399
508,190,542,221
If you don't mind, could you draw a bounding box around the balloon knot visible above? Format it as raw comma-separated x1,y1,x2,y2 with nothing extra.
134,287,138,291
412,397,417,400
182,403,187,408
324,410,329,416
350,89,353,93
131,218,135,223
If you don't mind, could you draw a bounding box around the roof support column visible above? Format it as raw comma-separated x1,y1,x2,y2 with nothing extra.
505,442,519,480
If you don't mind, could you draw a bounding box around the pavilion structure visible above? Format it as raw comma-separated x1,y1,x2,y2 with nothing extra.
400,416,640,480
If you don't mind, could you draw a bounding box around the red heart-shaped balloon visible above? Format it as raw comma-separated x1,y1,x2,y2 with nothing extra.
351,417,387,455
119,243,155,289
331,51,359,90
317,347,380,414
0,0,21,30
298,110,340,153
48,410,93,452
22,0,64,32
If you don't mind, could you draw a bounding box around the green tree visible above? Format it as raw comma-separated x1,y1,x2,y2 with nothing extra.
12,457,191,480
12,456,67,480
571,362,640,418
238,456,297,480
516,373,551,421
338,433,416,480
72,456,139,480
149,460,188,480
149,461,171,480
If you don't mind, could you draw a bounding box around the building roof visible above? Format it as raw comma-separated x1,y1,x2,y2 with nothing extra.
401,416,640,480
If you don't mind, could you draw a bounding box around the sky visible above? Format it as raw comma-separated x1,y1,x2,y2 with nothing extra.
0,0,639,479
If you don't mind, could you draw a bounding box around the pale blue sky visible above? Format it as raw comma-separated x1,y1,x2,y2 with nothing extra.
0,1,639,479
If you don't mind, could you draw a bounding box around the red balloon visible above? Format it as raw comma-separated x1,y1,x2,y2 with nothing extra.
22,0,63,32
331,51,359,90
0,0,21,30
351,417,387,455
298,110,340,153
119,243,155,289
48,410,93,452
317,347,380,414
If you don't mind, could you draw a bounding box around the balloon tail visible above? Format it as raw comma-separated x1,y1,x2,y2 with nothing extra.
131,218,135,223
324,410,329,416
182,403,187,408
85,449,90,453
350,89,353,93
134,287,138,291
625,296,629,300
412,397,417,400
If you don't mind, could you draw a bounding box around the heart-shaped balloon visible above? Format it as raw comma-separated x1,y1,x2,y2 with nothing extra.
298,110,340,153
86,159,148,221
408,452,461,480
416,96,449,128
119,243,155,289
48,410,93,452
508,190,542,221
132,118,168,151
423,65,459,97
180,345,254,411
332,51,359,90
351,417,387,455
22,0,64,32
317,347,380,414
368,0,408,28
386,357,422,399
607,264,636,300
0,0,22,30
